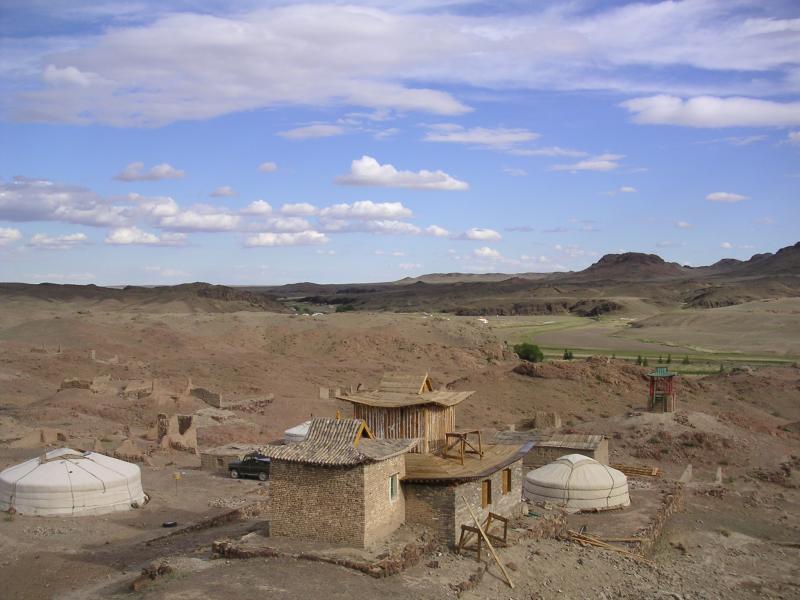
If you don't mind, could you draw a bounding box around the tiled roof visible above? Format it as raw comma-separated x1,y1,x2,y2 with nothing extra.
260,417,417,466
492,431,605,450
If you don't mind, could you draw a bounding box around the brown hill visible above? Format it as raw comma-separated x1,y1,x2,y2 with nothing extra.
0,282,289,313
557,252,688,282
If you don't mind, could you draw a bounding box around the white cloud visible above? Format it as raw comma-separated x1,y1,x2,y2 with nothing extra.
159,208,240,231
258,161,278,173
260,217,312,232
316,249,336,255
473,246,502,259
551,154,624,172
502,167,527,177
241,200,273,215
278,124,346,140
425,225,450,237
244,231,329,247
675,220,693,229
604,185,637,196
0,227,22,246
367,220,421,235
755,217,774,225
29,232,88,249
144,265,190,278
398,263,422,271
656,240,683,248
334,155,468,190
114,162,185,182
105,226,186,246
456,228,502,242
319,201,412,220
554,244,597,258
210,186,236,197
706,191,749,203
423,124,539,149
281,203,317,216
720,241,733,249
789,131,800,145
43,64,93,87
0,177,130,227
12,4,800,127
510,147,589,158
621,96,800,128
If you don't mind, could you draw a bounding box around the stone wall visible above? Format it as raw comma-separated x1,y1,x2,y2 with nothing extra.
534,411,561,429
270,458,406,548
523,440,608,467
363,455,406,547
405,482,455,544
452,458,525,545
405,458,525,547
637,483,685,555
270,461,366,546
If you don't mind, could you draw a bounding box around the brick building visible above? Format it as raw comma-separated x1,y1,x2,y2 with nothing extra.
265,372,529,550
261,417,417,547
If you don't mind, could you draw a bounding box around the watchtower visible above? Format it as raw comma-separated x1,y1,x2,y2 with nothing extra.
647,366,677,412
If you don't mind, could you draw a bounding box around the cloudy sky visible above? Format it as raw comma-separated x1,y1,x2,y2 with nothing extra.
0,0,798,285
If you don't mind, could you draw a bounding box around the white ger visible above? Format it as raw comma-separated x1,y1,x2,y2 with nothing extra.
523,453,630,510
0,448,146,516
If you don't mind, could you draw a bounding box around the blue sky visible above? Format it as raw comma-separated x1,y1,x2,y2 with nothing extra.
0,0,798,285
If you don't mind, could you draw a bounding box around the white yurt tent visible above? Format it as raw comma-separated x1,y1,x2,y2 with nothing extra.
0,448,146,516
283,420,311,444
524,454,630,510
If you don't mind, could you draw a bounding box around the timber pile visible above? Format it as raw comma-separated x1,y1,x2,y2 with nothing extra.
612,463,662,478
567,530,655,566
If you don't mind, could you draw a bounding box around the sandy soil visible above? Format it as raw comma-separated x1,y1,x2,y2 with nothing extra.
0,299,798,599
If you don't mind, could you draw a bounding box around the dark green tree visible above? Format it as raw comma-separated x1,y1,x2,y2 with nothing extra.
513,342,544,363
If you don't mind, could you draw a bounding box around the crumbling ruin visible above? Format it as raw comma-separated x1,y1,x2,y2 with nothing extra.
157,413,198,454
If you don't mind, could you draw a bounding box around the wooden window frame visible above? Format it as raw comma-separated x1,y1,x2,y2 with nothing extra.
502,468,512,494
481,479,492,508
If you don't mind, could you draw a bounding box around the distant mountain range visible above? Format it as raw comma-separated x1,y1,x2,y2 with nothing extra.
2,242,797,316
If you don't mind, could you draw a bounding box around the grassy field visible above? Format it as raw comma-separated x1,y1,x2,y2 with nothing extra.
484,300,800,369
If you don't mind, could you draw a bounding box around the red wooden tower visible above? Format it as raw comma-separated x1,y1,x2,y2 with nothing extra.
647,366,676,412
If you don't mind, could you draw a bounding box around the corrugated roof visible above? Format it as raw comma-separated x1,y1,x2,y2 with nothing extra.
492,431,604,450
261,417,417,466
403,443,531,483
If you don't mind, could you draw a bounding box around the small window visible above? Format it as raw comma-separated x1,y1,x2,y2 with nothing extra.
389,473,399,502
216,457,224,467
502,468,512,495
481,480,492,508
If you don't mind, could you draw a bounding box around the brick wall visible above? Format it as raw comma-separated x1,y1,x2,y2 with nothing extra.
405,458,525,547
363,455,406,547
270,457,406,548
270,460,366,546
405,482,456,543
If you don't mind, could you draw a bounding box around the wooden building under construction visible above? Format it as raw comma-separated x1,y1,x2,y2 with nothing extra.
336,373,474,454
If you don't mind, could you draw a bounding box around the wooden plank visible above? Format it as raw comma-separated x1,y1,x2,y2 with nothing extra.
461,496,514,589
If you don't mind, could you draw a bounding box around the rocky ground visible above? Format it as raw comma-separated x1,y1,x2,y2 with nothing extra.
0,301,798,598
